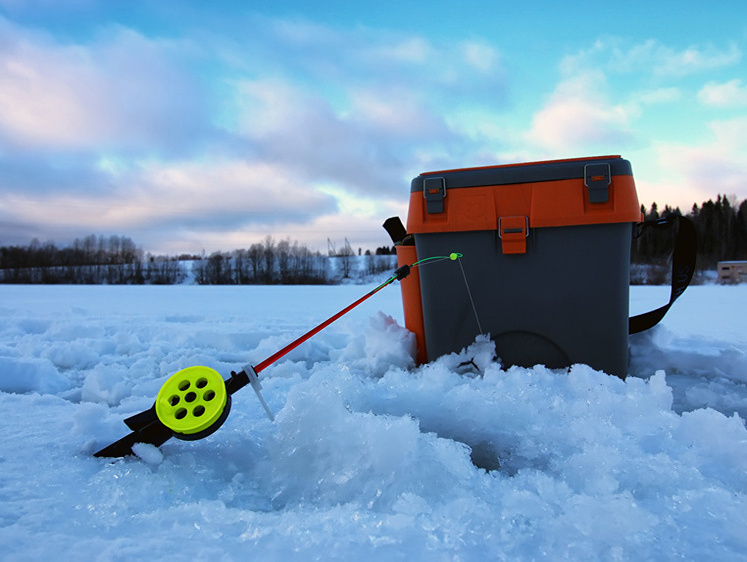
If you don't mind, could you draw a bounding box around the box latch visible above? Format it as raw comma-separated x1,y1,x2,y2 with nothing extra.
423,177,446,214
584,163,611,203
499,216,529,254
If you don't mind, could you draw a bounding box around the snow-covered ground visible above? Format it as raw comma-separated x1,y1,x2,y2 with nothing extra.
0,282,745,560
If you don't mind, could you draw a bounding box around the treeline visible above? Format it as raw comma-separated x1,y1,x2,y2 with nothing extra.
632,195,747,269
2,195,743,285
0,234,185,284
0,234,398,285
194,238,328,285
193,237,397,285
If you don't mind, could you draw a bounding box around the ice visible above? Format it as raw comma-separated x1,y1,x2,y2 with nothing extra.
81,364,133,405
131,442,164,465
0,356,68,394
0,282,745,559
334,311,416,376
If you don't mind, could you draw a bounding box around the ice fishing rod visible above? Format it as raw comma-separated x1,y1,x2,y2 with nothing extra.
94,252,463,458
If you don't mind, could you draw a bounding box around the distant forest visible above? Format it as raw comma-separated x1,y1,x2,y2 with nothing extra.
1,195,745,285
0,234,185,285
0,233,396,285
632,195,747,269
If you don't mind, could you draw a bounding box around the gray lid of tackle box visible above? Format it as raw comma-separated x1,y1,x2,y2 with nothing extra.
410,156,632,192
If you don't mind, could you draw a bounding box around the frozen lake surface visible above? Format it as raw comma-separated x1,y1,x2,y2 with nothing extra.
0,283,745,560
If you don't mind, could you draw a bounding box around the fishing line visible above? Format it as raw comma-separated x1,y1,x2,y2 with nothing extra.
412,254,458,267
406,252,484,336
455,256,484,336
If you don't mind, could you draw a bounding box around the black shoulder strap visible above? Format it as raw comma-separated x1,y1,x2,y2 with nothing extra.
629,215,697,334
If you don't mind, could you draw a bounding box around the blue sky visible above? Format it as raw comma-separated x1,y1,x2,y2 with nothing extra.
1,0,745,254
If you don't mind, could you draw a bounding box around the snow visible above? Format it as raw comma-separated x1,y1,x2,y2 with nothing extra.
0,282,745,560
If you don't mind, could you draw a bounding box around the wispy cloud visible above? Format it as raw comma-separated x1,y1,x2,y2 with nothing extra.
698,79,747,107
564,37,742,77
231,77,456,199
0,17,208,154
643,115,747,208
526,40,711,155
6,159,338,228
524,69,635,153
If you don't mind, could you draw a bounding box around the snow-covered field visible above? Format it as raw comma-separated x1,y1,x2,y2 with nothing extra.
0,282,745,560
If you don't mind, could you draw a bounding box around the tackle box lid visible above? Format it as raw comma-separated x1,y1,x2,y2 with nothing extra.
407,155,642,234
411,155,632,193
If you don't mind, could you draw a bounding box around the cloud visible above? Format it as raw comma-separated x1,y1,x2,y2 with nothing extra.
1,13,503,252
0,155,344,253
461,40,500,74
0,149,114,196
637,115,747,209
226,14,506,104
565,38,742,78
524,35,744,157
630,87,681,106
5,158,338,229
368,36,434,66
232,77,457,198
216,20,507,196
137,159,339,226
0,17,209,153
685,117,747,195
698,79,747,108
146,209,401,257
524,70,635,153
1,12,505,192
631,40,741,77
524,40,703,154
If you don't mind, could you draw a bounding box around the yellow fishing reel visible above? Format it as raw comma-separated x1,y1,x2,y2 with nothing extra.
155,366,231,441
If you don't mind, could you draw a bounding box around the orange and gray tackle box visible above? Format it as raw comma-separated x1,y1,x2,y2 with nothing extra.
395,155,644,378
